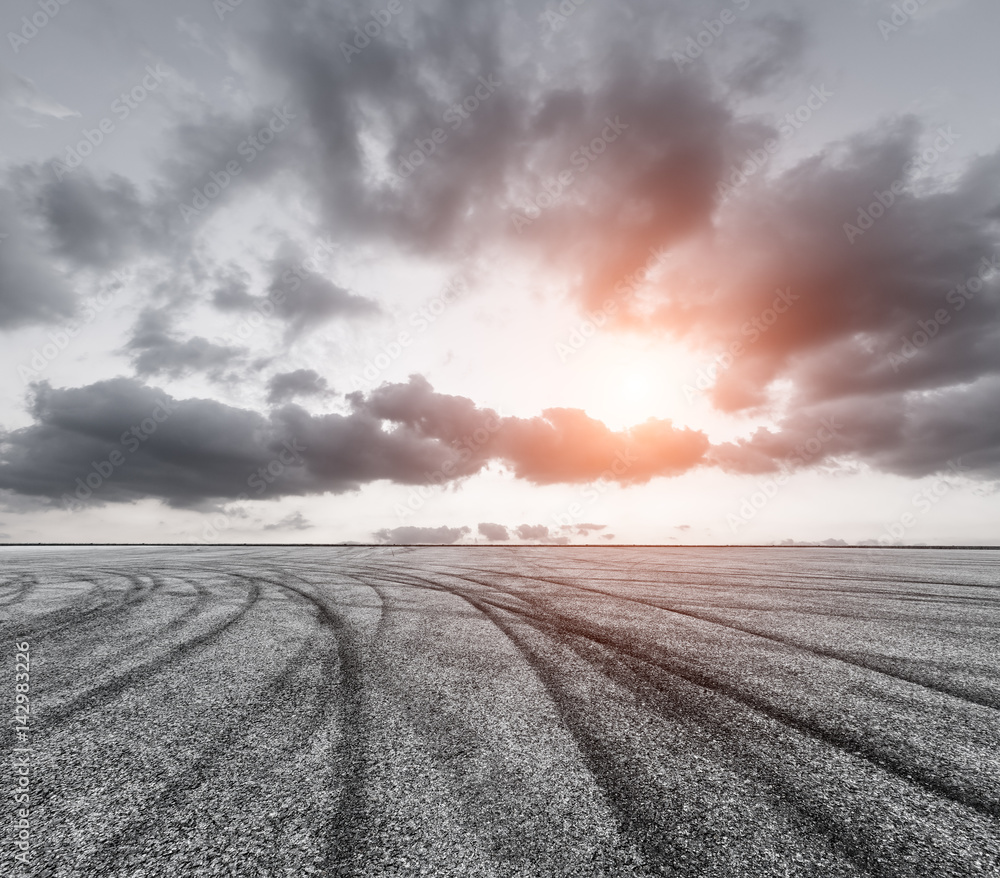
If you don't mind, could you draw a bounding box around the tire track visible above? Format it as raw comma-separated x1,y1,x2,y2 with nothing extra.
234,568,374,878
431,566,1000,823
73,634,320,876
413,562,998,877
0,573,38,608
0,569,155,643
28,574,215,707
453,588,878,878
504,560,1000,712
375,564,877,876
30,577,261,733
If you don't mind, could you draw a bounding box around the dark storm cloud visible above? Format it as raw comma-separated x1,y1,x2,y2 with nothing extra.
712,378,1000,481
266,369,332,405
0,0,780,334
0,189,77,329
374,525,470,545
0,375,713,509
248,0,524,252
360,375,711,484
226,0,995,483
648,117,1000,478
0,99,308,331
5,0,997,489
234,0,764,294
477,522,509,541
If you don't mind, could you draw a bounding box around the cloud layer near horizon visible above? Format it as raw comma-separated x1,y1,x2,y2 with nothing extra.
0,376,710,509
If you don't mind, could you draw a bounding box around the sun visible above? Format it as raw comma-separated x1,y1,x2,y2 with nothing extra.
622,370,650,399
554,335,699,431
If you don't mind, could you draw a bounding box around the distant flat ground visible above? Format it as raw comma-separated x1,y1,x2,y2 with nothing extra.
2,547,999,878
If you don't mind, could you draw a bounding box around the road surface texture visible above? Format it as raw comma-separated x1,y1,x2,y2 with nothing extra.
1,545,998,877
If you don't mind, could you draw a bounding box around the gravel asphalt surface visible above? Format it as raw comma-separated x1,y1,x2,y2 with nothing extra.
1,546,998,877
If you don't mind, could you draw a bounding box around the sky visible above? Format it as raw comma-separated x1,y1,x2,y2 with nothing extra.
1,0,999,546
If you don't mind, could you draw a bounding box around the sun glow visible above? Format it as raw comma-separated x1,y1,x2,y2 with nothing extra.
622,370,650,400
586,349,689,430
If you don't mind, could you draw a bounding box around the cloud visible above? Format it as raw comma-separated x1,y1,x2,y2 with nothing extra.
374,525,470,544
0,189,77,330
494,407,710,485
211,271,257,312
362,375,712,484
264,511,312,531
477,522,509,541
220,0,761,299
634,117,1000,480
726,14,808,97
515,524,570,544
777,539,850,547
3,0,999,495
127,309,243,380
0,66,79,124
11,167,166,271
265,245,380,337
266,369,332,405
0,375,713,510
